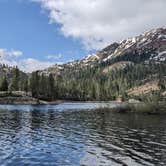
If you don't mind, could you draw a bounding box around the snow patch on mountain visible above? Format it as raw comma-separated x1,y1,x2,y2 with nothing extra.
103,54,114,62
150,50,166,62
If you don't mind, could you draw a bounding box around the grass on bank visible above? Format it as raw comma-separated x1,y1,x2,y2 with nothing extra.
112,102,166,114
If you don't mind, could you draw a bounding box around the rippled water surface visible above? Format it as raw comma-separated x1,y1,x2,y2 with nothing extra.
0,102,166,166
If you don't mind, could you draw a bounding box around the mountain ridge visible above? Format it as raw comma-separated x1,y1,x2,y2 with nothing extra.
42,27,166,75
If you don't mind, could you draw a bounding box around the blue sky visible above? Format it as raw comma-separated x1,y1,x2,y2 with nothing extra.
0,0,93,71
0,0,82,60
0,0,165,72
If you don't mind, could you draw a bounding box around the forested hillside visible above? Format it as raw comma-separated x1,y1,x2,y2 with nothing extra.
31,61,165,101
0,64,28,92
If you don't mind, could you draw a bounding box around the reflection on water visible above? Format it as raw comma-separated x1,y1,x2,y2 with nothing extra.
0,102,166,166
0,102,120,111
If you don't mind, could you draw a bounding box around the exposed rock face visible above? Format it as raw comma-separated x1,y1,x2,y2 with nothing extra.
127,81,160,96
96,42,120,60
103,61,134,73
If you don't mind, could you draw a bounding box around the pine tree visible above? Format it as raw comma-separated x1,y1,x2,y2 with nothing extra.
48,74,55,100
0,77,8,91
10,67,20,91
30,71,40,98
23,79,29,93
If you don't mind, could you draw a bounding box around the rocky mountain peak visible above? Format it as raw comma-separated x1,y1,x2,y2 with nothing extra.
96,27,166,62
43,27,166,75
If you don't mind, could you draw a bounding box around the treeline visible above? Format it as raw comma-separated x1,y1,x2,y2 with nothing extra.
0,67,28,92
0,67,55,101
0,61,166,101
49,62,166,101
30,72,55,101
30,62,166,101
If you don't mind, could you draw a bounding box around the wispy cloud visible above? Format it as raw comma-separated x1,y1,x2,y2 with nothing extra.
0,48,23,59
32,0,166,50
46,53,62,60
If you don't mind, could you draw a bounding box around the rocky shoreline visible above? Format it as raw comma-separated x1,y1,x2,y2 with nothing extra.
0,96,63,105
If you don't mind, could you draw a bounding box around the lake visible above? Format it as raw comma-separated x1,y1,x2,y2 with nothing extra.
0,102,166,166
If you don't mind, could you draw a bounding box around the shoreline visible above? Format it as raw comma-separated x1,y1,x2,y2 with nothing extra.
0,96,164,105
0,96,165,114
0,96,63,105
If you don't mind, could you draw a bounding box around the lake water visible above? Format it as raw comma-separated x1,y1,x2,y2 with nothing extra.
0,102,166,166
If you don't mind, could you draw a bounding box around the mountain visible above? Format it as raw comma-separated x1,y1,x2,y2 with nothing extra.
38,27,165,101
97,27,166,62
43,27,166,75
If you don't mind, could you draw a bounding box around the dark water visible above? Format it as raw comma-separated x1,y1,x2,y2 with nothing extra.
0,102,166,166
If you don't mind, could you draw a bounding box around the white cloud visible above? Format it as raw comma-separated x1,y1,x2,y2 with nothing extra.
19,58,54,72
0,48,23,58
10,50,23,57
0,48,56,72
46,53,62,60
32,0,166,50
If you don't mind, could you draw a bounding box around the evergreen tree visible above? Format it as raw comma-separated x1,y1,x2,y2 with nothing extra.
0,77,8,91
10,67,20,91
30,71,40,98
48,74,55,100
